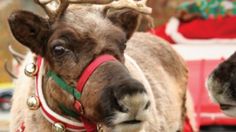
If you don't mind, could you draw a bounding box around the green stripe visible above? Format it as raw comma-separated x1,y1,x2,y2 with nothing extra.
59,104,80,117
47,70,81,100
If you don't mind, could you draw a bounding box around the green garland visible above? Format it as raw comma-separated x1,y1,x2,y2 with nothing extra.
178,0,236,19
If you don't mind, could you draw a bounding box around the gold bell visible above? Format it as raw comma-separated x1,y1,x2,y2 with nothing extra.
24,63,38,77
53,123,65,132
27,95,40,110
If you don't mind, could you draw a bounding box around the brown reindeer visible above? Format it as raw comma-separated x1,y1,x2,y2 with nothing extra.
207,52,236,117
8,0,188,131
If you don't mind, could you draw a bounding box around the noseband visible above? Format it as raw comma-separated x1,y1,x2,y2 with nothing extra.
18,54,116,132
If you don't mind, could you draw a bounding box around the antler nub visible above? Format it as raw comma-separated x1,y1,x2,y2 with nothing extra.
35,0,113,22
35,0,69,22
68,0,113,4
35,0,152,22
106,0,152,14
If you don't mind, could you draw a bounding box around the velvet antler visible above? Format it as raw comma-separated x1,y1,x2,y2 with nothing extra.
35,0,152,22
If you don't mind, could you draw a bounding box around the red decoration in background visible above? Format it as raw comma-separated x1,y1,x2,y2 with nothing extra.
152,16,236,44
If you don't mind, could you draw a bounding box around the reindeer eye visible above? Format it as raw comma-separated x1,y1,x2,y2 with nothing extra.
51,39,67,56
53,45,66,56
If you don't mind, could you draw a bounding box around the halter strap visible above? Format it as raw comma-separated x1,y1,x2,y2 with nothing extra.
76,54,116,92
36,54,117,132
47,54,116,99
36,57,85,132
47,71,81,100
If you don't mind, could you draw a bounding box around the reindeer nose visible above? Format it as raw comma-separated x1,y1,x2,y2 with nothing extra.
112,79,150,114
100,79,150,126
116,92,150,114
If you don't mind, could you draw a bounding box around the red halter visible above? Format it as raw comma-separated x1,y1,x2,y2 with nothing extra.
17,54,116,132
76,54,117,92
74,54,116,131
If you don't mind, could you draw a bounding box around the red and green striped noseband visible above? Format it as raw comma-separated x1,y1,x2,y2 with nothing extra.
47,54,117,100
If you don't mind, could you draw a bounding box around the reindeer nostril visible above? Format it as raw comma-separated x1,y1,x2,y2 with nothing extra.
144,101,150,110
114,96,129,113
120,106,129,113
117,101,129,113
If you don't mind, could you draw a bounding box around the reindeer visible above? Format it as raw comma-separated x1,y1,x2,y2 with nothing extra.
8,0,188,131
207,52,236,117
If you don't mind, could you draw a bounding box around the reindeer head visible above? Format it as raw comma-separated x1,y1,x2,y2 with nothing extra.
207,52,236,117
8,0,152,131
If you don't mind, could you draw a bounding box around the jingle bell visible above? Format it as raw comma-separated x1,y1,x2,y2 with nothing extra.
27,96,40,110
24,63,38,77
53,122,65,132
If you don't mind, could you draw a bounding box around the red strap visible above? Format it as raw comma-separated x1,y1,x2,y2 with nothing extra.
35,56,42,96
74,100,82,114
16,122,25,132
74,102,96,131
75,55,116,132
76,54,116,92
80,117,97,132
33,55,116,132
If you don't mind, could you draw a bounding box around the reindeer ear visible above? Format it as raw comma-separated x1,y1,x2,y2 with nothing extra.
107,9,140,39
8,10,50,56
